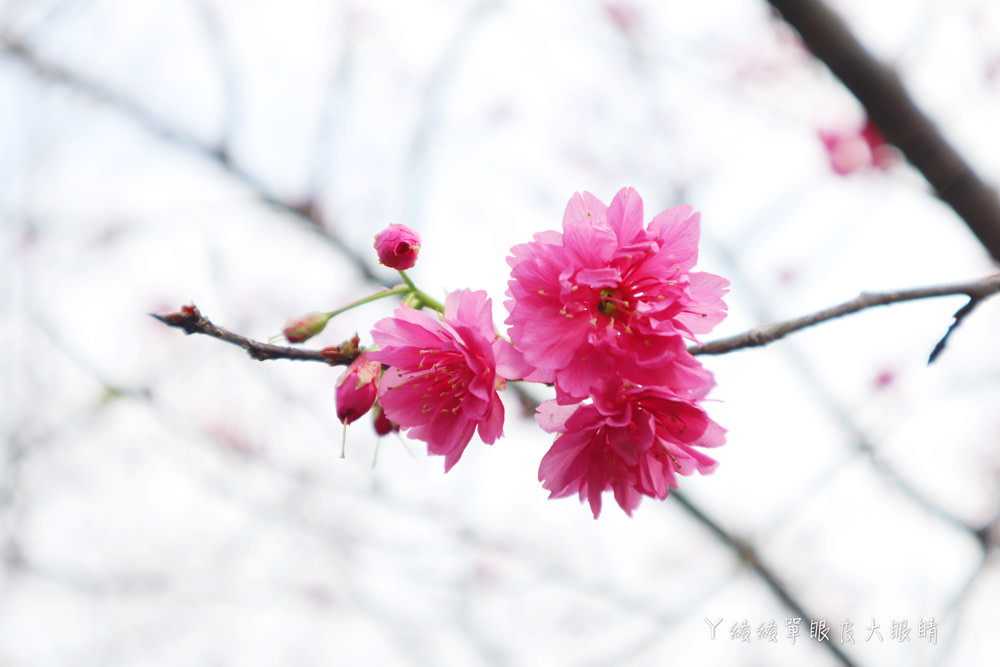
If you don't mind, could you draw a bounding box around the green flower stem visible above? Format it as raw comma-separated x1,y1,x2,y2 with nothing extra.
324,285,411,320
321,274,444,324
398,270,445,313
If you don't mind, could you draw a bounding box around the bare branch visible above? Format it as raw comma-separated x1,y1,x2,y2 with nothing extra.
672,491,860,666
157,273,1000,370
690,273,1000,359
767,0,1000,263
0,33,392,289
150,305,358,366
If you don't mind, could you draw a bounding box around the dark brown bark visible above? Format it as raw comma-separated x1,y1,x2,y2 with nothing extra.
768,0,1000,263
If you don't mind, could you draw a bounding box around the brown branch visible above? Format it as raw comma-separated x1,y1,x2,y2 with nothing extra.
690,273,1000,359
767,0,1000,263
157,274,1000,370
151,305,359,366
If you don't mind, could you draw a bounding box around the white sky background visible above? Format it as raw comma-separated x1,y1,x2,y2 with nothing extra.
2,0,1000,665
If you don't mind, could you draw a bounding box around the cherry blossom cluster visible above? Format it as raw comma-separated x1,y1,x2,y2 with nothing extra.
287,187,729,517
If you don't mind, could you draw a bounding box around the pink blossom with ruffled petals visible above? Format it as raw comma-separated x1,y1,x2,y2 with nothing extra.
374,223,421,270
536,382,724,518
505,187,728,401
369,289,525,471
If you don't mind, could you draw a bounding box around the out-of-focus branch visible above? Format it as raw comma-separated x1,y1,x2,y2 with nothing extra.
672,491,859,666
151,305,359,366
0,34,392,289
767,0,1000,263
690,273,1000,361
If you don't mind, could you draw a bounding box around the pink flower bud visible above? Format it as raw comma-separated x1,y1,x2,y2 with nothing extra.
335,353,381,425
373,224,421,270
372,404,398,436
283,312,329,343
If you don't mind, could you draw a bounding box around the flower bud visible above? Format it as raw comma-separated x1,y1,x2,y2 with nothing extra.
372,404,398,436
283,312,329,343
335,353,381,425
374,224,420,270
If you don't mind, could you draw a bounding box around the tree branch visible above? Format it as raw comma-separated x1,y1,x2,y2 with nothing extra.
689,273,1000,360
0,34,392,290
767,0,1000,263
150,305,359,366
672,491,860,666
156,274,1000,369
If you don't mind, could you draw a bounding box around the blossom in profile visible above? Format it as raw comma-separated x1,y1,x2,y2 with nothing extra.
505,187,728,401
335,353,381,425
369,289,524,471
374,223,421,270
536,382,725,518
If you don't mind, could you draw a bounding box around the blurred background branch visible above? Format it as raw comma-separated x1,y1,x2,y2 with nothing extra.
3,2,999,666
768,0,1000,263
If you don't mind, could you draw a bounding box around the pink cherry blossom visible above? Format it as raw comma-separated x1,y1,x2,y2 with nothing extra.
368,289,524,471
335,353,381,424
536,382,724,518
603,1,642,37
818,118,896,176
505,187,728,401
374,223,421,270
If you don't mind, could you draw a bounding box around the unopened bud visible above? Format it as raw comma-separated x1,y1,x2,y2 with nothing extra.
335,353,381,425
372,404,398,436
283,312,329,343
374,224,421,270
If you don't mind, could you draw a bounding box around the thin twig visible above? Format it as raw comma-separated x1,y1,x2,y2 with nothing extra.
689,273,1000,360
672,491,860,666
0,34,392,290
927,298,983,364
150,305,359,366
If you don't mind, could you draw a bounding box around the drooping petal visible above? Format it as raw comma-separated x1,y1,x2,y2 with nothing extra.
535,385,725,517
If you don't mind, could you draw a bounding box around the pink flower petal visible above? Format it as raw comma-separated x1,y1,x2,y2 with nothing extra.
369,289,509,471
